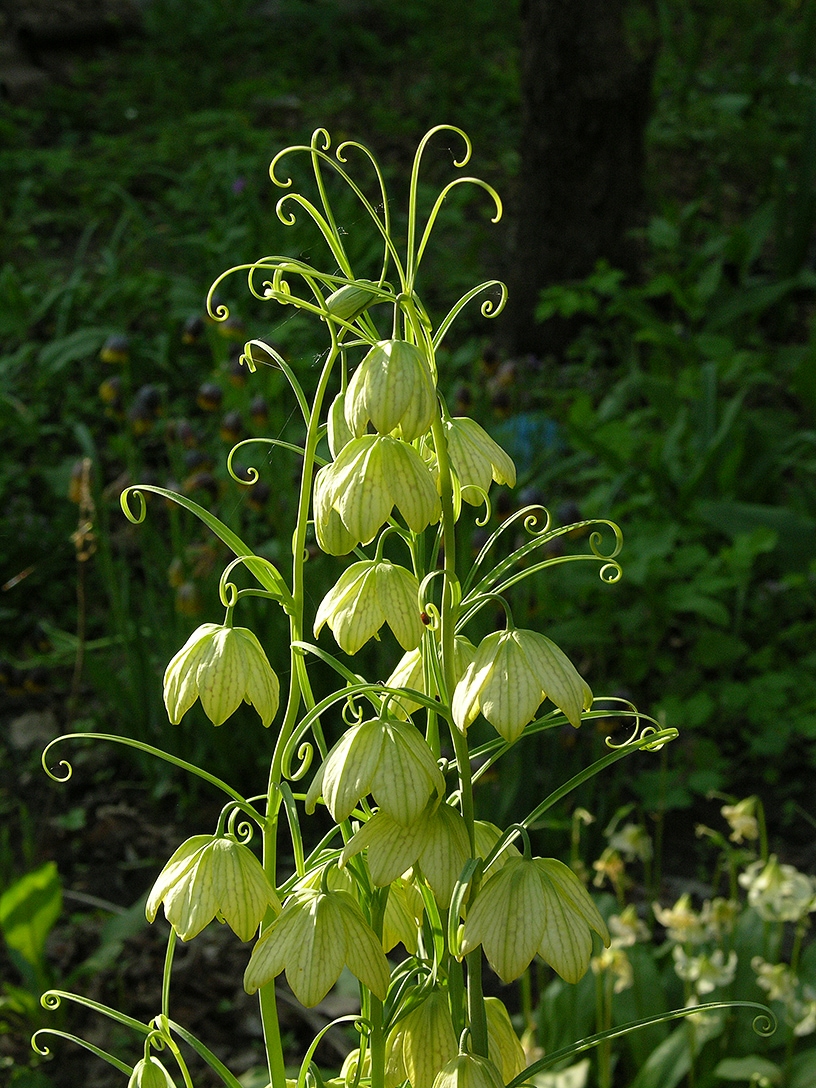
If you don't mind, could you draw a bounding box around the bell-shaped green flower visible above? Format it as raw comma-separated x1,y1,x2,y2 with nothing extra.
439,417,516,504
459,855,609,983
432,1052,505,1088
345,339,437,442
386,636,476,718
128,1057,177,1088
305,715,445,826
452,627,592,742
314,435,441,555
243,886,390,1006
163,623,280,727
314,559,422,655
146,834,280,942
342,801,470,906
389,990,458,1088
484,997,526,1082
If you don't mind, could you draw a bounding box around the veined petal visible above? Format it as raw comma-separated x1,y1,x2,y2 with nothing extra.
335,893,390,1000
385,439,442,532
417,804,471,906
476,631,545,742
474,821,522,880
163,624,221,723
336,437,393,545
371,720,444,825
402,991,458,1088
196,628,246,726
377,563,423,651
146,835,212,923
451,633,502,732
285,893,348,1006
244,892,313,993
208,838,280,942
231,627,280,727
485,997,526,1082
316,719,386,822
460,857,545,983
315,562,385,654
382,878,423,953
385,647,425,717
515,630,592,729
534,857,609,944
341,809,427,886
162,843,221,941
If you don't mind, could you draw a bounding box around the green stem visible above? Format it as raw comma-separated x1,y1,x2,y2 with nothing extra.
258,337,341,1088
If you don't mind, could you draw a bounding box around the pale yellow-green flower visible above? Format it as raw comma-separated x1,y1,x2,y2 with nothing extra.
163,623,280,727
146,835,280,942
720,795,759,843
345,339,437,442
738,855,816,923
386,636,476,718
389,990,458,1088
327,388,354,458
438,417,516,504
314,559,422,655
452,627,592,742
342,801,470,905
305,715,445,826
459,855,609,984
432,1052,505,1088
484,997,526,1082
128,1057,177,1088
382,877,424,954
243,886,390,1006
314,435,441,555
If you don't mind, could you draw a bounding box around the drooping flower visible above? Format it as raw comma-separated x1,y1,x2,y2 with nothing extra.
381,877,424,954
437,417,516,504
243,886,389,1006
305,715,445,826
314,434,441,555
341,800,470,905
314,559,422,655
345,339,437,442
146,835,280,942
459,855,609,984
452,627,592,742
163,623,280,727
672,946,738,995
387,990,458,1088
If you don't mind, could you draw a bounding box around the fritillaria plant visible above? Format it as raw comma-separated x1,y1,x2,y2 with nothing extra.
37,126,757,1088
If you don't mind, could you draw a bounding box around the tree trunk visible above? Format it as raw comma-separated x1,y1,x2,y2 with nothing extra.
504,0,658,357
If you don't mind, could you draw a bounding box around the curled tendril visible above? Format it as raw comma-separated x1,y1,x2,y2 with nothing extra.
220,579,239,610
420,601,441,631
288,741,314,783
752,1009,778,1037
41,739,74,782
342,694,366,727
41,991,62,1011
225,806,254,844
433,280,508,349
120,486,147,525
523,507,552,536
227,445,259,486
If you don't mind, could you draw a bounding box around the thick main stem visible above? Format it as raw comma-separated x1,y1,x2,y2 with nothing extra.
430,413,489,1059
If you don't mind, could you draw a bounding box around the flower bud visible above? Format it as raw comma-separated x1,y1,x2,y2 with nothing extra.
163,623,280,728
327,389,354,458
432,1053,504,1088
345,339,436,441
128,1057,177,1088
325,279,380,323
314,559,423,655
452,627,592,742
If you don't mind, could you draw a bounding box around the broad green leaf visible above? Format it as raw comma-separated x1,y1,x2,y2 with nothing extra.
0,862,62,982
